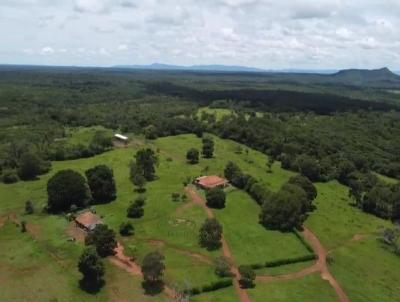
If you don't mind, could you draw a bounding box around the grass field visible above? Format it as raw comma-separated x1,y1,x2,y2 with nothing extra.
1,131,399,301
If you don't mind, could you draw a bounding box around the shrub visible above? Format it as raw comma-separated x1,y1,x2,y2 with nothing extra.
186,148,200,164
2,169,19,184
238,265,255,288
25,200,34,214
205,187,226,209
214,256,233,277
119,222,134,236
127,196,146,218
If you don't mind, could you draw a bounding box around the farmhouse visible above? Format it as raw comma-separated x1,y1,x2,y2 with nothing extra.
195,175,229,190
74,211,103,232
114,133,128,142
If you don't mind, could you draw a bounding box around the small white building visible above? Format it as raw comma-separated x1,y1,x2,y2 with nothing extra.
114,133,128,142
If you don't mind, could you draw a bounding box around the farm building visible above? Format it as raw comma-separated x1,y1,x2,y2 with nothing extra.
74,211,103,232
114,133,128,142
195,175,229,190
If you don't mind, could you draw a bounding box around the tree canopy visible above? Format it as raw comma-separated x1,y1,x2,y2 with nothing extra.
47,169,91,213
85,165,116,204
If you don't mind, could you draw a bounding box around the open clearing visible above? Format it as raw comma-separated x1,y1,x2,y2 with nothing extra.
0,132,398,301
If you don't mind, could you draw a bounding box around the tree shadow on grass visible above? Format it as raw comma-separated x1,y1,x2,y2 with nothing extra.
79,278,105,294
142,281,164,296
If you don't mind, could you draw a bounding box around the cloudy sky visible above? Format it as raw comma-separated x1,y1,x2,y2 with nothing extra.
1,0,400,69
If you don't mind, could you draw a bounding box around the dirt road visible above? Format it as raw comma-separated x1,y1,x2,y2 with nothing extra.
186,187,251,302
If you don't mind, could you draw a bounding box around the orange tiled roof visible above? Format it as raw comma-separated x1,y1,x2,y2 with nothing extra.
196,176,228,188
75,211,102,228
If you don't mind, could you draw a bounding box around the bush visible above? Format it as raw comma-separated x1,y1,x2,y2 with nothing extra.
205,187,226,209
2,169,19,184
238,265,255,288
214,256,233,277
119,222,134,236
127,196,146,218
186,148,200,164
25,200,34,214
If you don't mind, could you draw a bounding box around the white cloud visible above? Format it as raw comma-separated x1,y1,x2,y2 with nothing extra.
117,44,128,51
40,46,55,54
0,0,399,69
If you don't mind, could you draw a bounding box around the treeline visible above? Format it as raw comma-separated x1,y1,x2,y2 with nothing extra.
208,111,400,182
144,82,398,114
224,161,317,231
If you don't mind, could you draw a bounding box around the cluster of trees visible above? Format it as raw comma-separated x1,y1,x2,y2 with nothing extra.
348,173,400,221
224,161,317,231
78,223,117,292
47,165,117,213
212,111,400,183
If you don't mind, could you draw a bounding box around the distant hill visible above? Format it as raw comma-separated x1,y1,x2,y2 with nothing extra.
331,67,400,85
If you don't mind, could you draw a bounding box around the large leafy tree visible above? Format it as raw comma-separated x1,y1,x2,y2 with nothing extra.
135,148,158,181
205,187,226,209
17,152,45,180
85,224,117,257
47,170,91,212
78,246,105,291
142,251,165,287
199,218,223,250
85,165,116,204
259,189,305,232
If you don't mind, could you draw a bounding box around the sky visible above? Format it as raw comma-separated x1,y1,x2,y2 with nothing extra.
1,0,400,70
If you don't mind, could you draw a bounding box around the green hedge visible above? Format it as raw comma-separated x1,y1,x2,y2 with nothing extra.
293,229,315,253
249,254,317,270
183,278,233,296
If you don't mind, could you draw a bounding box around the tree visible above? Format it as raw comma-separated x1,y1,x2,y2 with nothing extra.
199,218,223,250
205,187,226,209
85,165,116,204
130,163,147,192
238,265,255,288
288,175,317,203
85,224,117,257
224,161,241,181
281,183,310,215
295,154,321,181
186,148,199,164
47,170,91,213
202,137,214,158
25,200,34,214
144,125,158,140
135,149,158,181
17,152,42,180
119,222,134,236
259,190,304,232
20,220,27,233
78,246,105,292
266,157,274,173
142,251,165,292
214,256,232,277
127,196,146,218
171,192,180,202
89,131,113,154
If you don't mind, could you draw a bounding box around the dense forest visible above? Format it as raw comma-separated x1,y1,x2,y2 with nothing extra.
1,65,400,221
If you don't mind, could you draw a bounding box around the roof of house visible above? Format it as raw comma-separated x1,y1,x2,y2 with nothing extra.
196,175,228,189
75,211,102,230
114,133,128,140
